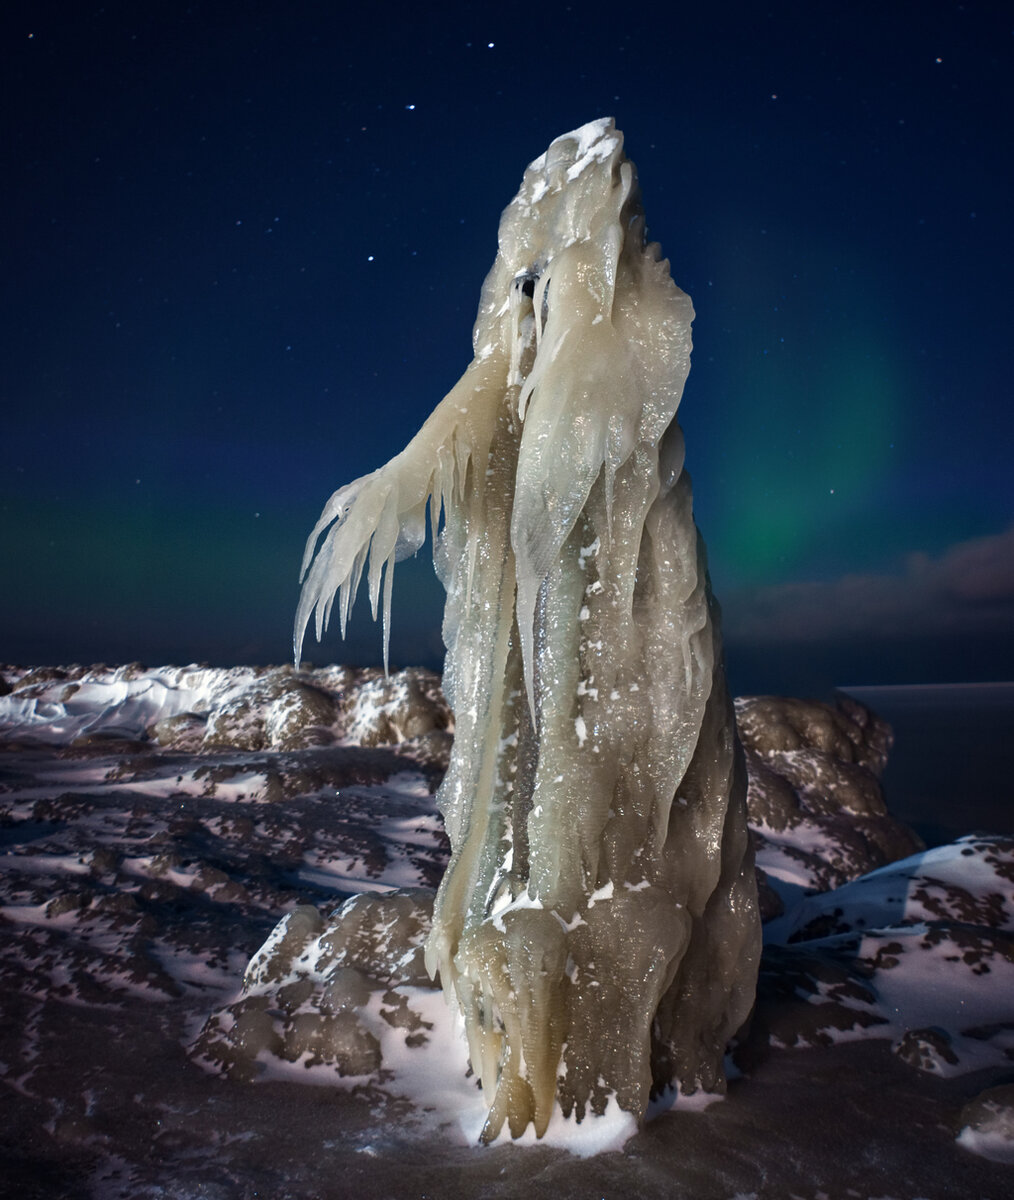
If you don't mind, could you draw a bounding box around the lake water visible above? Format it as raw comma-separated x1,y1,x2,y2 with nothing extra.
838,682,1014,846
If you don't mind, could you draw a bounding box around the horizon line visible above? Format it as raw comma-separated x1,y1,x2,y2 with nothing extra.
837,681,1014,692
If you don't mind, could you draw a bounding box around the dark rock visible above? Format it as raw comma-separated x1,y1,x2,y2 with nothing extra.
894,1026,960,1073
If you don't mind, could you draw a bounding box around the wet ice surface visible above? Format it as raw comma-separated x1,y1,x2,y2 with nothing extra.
1,665,1013,1198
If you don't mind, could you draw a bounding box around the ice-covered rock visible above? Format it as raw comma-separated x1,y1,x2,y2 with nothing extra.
0,662,260,745
202,673,339,751
0,662,451,760
340,666,452,758
195,891,439,1083
738,694,923,901
149,708,208,751
737,694,892,771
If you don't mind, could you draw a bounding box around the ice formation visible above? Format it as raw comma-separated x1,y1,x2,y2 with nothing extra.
296,118,761,1141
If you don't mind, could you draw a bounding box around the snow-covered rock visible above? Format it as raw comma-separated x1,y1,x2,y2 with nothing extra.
0,662,451,761
738,694,924,909
195,889,439,1083
751,835,1014,1077
1,662,1011,1192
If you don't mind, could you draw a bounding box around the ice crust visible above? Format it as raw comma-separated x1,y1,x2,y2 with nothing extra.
295,119,760,1141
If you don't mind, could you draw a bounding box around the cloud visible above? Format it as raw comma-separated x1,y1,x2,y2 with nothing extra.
722,524,1014,644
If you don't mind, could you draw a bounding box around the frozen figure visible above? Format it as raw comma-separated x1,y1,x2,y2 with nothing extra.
296,119,760,1142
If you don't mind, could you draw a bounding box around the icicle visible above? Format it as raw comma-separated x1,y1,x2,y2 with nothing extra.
381,548,396,676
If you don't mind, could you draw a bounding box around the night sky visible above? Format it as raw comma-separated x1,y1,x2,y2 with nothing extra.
3,1,1012,697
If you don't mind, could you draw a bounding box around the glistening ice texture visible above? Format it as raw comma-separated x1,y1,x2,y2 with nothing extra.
296,119,760,1141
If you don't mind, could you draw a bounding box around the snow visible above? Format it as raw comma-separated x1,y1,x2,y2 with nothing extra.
957,1124,1014,1164
564,118,621,182
0,664,258,743
1,662,1012,1195
481,1093,638,1157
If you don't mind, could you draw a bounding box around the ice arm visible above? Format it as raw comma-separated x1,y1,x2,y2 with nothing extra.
294,354,507,669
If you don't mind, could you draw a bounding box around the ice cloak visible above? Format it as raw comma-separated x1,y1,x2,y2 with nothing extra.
295,118,760,1143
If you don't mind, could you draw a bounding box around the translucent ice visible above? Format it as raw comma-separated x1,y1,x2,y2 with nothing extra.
296,118,760,1142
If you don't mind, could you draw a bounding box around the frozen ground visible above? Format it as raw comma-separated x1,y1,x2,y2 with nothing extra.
1,664,1012,1198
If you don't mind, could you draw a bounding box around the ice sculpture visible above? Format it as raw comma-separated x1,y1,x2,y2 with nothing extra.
296,118,760,1142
